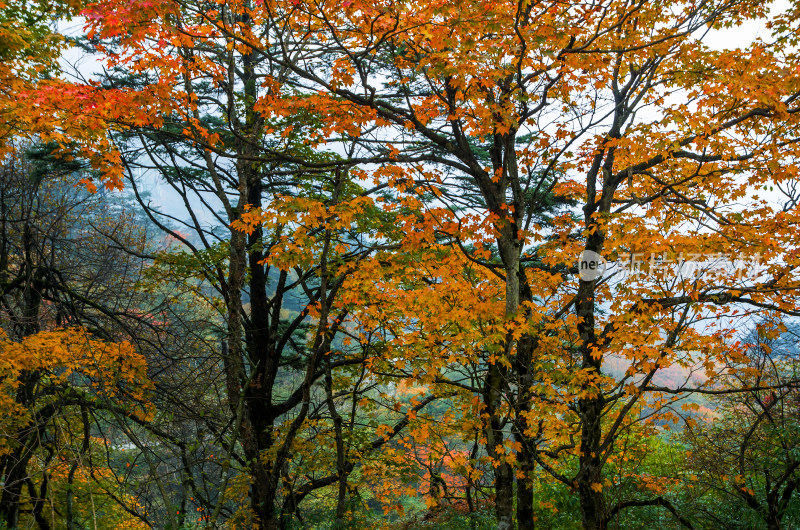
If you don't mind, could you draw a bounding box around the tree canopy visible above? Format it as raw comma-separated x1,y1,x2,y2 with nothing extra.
3,0,800,529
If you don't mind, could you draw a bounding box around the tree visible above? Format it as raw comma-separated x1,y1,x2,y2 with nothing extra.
0,144,154,528
0,0,135,187
71,1,449,526
204,1,800,528
682,321,800,530
0,0,74,149
55,0,800,528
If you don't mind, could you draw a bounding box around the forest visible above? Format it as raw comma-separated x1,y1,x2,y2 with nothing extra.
2,0,800,528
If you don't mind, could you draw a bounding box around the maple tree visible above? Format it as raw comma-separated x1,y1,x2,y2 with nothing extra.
247,1,800,528
201,0,800,527
0,0,73,149
7,0,800,527
0,0,135,187
0,328,152,528
0,144,157,527
67,2,456,526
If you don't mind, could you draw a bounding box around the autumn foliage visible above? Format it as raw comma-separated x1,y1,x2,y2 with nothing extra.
4,0,800,528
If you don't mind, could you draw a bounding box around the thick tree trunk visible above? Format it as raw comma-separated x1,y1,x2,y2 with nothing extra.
578,392,607,530
489,233,523,530
577,272,605,529
766,504,781,530
516,448,536,530
574,146,615,529
515,305,536,530
493,460,515,530
478,137,529,529
483,323,514,529
576,265,608,530
224,40,282,530
245,433,279,529
224,174,280,530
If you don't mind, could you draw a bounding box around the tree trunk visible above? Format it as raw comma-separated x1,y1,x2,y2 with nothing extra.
0,447,26,528
484,347,514,529
515,305,536,530
577,393,607,530
576,274,608,530
516,449,536,530
490,233,522,530
494,462,515,530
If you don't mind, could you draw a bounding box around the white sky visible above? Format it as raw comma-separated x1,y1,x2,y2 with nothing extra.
703,0,790,50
